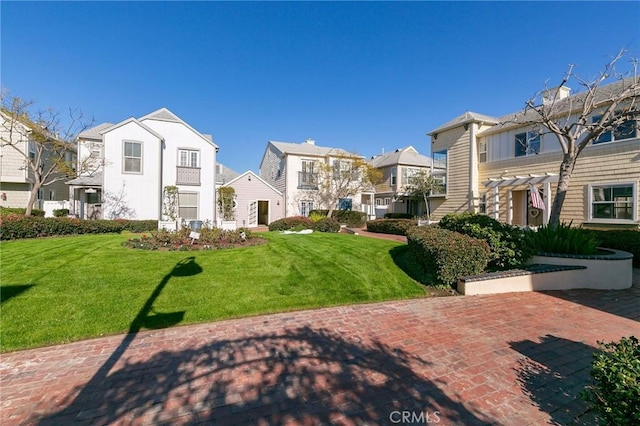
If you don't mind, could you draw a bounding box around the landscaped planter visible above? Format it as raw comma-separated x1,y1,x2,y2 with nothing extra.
526,248,633,290
219,220,237,231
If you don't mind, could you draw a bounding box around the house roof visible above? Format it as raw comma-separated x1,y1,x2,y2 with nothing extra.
223,170,283,195
139,107,218,148
78,123,113,140
67,172,102,186
370,146,432,168
268,140,354,158
100,117,165,141
216,163,240,184
427,111,499,136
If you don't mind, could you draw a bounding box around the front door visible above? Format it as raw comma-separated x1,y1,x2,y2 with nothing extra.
258,201,269,225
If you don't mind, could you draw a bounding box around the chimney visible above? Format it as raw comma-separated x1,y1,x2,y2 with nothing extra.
542,86,571,106
304,138,315,145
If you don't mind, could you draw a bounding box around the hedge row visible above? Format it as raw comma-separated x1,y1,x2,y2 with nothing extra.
383,213,414,219
366,219,417,236
587,230,640,267
406,226,491,286
309,210,367,227
0,216,158,240
0,207,45,217
268,216,341,233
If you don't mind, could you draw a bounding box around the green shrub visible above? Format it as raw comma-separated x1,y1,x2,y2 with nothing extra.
406,226,491,286
586,230,640,267
53,208,70,217
312,217,341,233
366,219,417,236
531,222,600,255
309,211,327,223
582,336,640,425
0,207,45,217
438,212,534,271
116,219,158,233
310,209,367,227
384,213,414,219
268,216,313,231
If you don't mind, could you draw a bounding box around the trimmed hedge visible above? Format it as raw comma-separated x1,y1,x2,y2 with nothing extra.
312,217,341,233
0,207,45,217
268,216,313,231
406,226,491,286
586,230,640,267
384,213,414,219
366,219,417,236
0,216,158,240
53,209,70,218
439,212,534,271
310,209,367,227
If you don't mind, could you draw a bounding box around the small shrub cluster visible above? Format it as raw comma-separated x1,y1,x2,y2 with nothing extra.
384,213,414,219
53,208,70,217
438,212,534,271
582,336,640,425
123,227,262,251
312,217,341,233
406,226,491,286
530,222,601,255
0,207,45,217
586,229,640,267
366,219,417,236
0,216,158,240
309,210,367,227
268,216,313,231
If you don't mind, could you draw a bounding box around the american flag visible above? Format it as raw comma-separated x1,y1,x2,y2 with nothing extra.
529,185,545,210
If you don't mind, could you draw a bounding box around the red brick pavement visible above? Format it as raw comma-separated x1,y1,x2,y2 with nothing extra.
1,272,638,425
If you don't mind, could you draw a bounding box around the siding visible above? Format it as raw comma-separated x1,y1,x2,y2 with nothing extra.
226,172,284,227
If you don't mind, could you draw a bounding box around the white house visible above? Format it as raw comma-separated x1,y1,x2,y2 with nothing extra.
259,139,375,217
81,108,218,224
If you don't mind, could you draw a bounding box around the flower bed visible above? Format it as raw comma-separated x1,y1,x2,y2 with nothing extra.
122,228,267,251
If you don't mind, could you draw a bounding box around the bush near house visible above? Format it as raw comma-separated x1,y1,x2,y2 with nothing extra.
53,208,70,217
311,217,341,233
309,210,367,227
268,216,313,231
406,226,491,286
438,212,534,271
383,213,414,219
123,227,261,251
366,218,418,236
530,222,601,255
0,207,45,217
582,336,640,425
586,230,640,267
0,216,157,240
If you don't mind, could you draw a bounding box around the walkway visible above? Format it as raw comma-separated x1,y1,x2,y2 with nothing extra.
2,270,638,425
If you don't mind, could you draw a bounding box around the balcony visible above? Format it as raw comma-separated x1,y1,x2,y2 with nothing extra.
298,172,318,189
176,166,201,185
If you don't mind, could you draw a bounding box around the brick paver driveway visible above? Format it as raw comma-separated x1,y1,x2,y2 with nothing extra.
2,272,638,425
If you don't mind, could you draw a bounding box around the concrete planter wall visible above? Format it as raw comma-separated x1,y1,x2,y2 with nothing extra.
527,248,633,290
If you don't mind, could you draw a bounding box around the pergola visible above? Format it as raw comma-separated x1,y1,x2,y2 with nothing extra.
483,172,559,225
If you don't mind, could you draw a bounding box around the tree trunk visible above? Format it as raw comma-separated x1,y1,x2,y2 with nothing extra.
423,194,430,219
548,153,577,228
326,207,335,218
25,185,40,216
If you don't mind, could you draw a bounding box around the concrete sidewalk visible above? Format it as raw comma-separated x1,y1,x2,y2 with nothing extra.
2,269,638,425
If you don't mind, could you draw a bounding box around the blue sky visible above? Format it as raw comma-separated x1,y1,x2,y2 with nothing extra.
2,1,639,173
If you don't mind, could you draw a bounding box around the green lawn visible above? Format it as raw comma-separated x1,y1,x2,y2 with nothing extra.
0,232,426,352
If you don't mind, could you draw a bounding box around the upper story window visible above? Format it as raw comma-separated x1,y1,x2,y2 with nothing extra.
515,132,540,157
123,141,142,173
478,141,487,163
431,150,447,196
90,142,102,158
589,182,636,223
592,114,638,144
299,159,318,189
390,167,397,186
402,167,421,186
179,149,199,168
28,140,36,160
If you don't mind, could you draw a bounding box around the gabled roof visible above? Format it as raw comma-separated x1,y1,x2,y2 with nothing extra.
370,146,432,168
100,117,165,141
216,163,239,184
223,170,283,195
139,107,218,148
427,111,499,136
67,172,102,186
78,123,113,140
268,140,354,157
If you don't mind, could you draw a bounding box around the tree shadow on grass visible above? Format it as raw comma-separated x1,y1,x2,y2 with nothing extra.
34,325,491,425
510,334,599,425
0,284,35,304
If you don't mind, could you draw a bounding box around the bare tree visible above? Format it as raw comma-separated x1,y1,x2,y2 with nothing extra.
317,153,382,218
509,49,639,227
402,170,442,220
1,92,90,215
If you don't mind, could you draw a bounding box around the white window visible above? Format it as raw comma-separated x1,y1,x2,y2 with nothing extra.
28,141,36,160
300,200,314,217
179,192,198,220
589,183,637,223
478,193,487,214
592,114,638,144
375,198,382,206
179,149,199,168
48,190,55,201
390,167,397,186
431,150,447,196
479,141,487,163
384,197,390,206
123,141,142,173
515,132,540,157
90,142,102,158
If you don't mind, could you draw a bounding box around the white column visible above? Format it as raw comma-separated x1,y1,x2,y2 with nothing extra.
493,186,500,220
543,181,552,225
506,190,513,225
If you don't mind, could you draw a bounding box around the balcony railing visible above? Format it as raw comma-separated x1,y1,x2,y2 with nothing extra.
298,172,318,189
176,166,201,185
